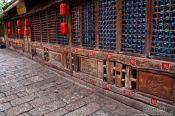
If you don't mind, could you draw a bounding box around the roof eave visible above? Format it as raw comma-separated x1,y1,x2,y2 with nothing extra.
3,0,21,13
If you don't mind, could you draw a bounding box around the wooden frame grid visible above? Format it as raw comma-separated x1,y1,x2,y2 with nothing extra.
30,5,69,45
71,0,82,46
47,7,57,44
150,0,175,59
82,0,96,48
31,13,41,42
40,11,48,43
28,0,175,61
121,0,147,55
98,0,117,51
57,2,69,45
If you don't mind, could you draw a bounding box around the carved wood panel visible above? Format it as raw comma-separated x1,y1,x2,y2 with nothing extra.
138,70,175,101
80,57,97,77
35,48,44,58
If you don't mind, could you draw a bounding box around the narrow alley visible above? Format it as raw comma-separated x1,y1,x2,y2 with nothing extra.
0,49,148,116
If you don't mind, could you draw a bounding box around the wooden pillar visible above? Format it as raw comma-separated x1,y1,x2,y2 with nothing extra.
62,53,67,67
125,66,132,89
97,61,104,80
95,0,99,50
68,1,73,74
79,2,83,47
116,0,122,52
115,63,123,87
107,61,113,84
144,0,153,57
73,54,79,72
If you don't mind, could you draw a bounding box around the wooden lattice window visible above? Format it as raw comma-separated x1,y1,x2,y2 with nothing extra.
41,11,48,43
151,0,175,59
31,5,68,45
98,0,117,50
71,0,82,46
31,13,41,42
12,20,18,39
71,0,96,48
57,5,68,45
31,16,35,42
48,7,57,44
82,0,96,48
121,0,147,54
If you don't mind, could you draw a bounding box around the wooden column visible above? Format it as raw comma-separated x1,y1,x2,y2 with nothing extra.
107,61,113,84
115,63,123,87
145,0,153,57
125,66,132,89
116,0,122,52
79,2,83,47
95,0,99,50
68,1,73,74
39,13,42,43
62,53,67,67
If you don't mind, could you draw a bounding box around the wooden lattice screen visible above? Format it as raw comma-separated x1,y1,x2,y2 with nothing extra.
71,0,96,48
121,0,147,54
98,0,117,50
57,5,68,45
12,20,17,39
48,7,57,44
71,1,82,46
31,13,41,42
40,11,48,43
151,0,175,59
11,19,24,39
82,0,96,48
31,5,68,45
30,0,175,61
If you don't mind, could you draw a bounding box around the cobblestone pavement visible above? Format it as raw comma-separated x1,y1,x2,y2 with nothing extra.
0,49,148,116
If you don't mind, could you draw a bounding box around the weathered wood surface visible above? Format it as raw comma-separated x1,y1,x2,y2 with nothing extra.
138,70,175,102
80,57,97,77
30,42,175,74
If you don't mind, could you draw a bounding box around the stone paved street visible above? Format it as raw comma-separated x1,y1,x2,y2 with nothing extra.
0,49,148,116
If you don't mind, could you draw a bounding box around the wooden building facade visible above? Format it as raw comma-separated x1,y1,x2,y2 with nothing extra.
1,0,175,114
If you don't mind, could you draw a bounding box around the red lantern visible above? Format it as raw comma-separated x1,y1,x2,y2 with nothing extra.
25,18,30,26
8,29,12,35
17,20,22,27
18,29,22,35
60,3,68,16
25,29,30,36
8,22,11,28
60,22,68,36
